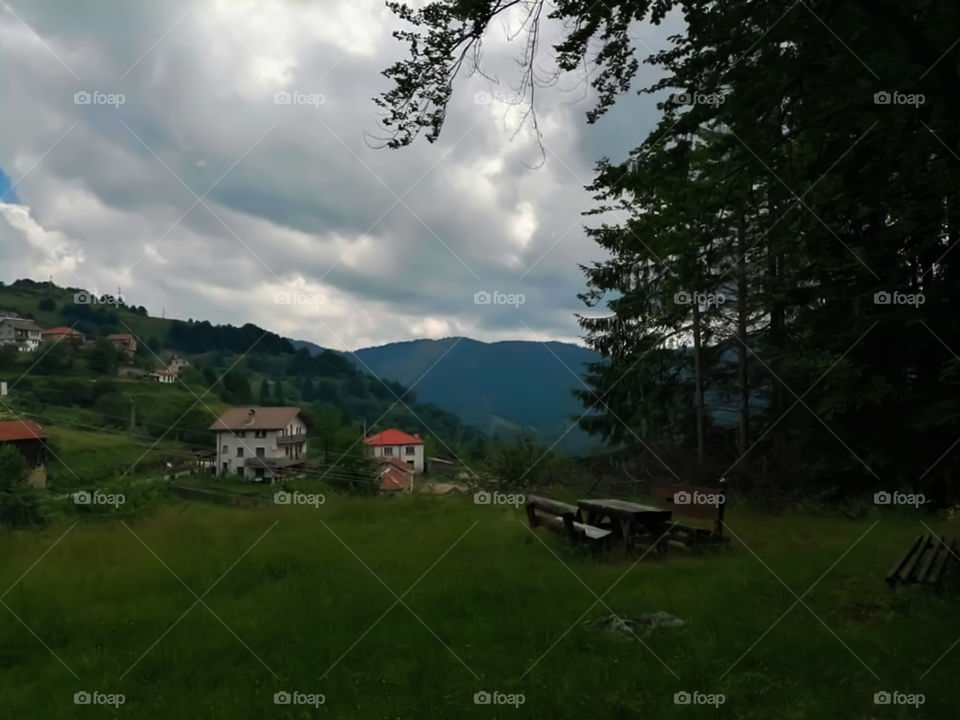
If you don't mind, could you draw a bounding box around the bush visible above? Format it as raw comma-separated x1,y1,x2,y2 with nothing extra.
0,446,45,529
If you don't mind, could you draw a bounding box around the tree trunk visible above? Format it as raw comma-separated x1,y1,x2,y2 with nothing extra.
692,299,705,465
737,209,749,457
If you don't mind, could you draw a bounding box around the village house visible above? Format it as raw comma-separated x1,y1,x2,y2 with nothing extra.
0,419,48,488
0,316,42,352
210,406,308,482
106,333,137,356
166,355,190,375
149,369,176,384
377,457,415,494
41,326,85,345
364,429,425,473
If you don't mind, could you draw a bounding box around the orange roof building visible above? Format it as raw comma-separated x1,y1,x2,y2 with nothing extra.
364,429,424,473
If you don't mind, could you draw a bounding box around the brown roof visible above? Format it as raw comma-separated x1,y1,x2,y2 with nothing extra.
378,457,414,492
107,333,135,341
210,406,302,431
0,420,46,442
42,326,82,336
0,318,42,332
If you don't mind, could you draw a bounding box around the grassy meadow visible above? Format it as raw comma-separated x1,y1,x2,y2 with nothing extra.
0,494,957,718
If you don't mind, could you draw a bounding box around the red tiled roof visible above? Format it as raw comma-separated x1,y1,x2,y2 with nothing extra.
365,429,423,446
0,420,46,442
42,326,81,336
378,457,414,492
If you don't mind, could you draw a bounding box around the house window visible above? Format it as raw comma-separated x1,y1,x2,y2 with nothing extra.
255,430,266,438
222,445,228,454
256,447,265,458
236,447,244,458
405,446,415,456
236,467,244,478
236,431,246,438
383,447,393,456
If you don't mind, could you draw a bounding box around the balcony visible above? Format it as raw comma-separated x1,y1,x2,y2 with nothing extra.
277,433,307,445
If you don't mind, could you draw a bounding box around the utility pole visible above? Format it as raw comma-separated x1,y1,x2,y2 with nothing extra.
129,395,136,437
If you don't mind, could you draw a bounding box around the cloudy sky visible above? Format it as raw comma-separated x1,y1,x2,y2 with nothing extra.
0,0,677,350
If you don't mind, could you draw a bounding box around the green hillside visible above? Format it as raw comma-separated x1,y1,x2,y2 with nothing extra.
0,279,570,485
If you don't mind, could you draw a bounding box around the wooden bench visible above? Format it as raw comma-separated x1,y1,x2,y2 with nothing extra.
886,534,957,589
525,495,613,545
649,480,729,547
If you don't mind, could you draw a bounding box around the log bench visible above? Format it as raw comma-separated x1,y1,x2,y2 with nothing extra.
525,495,613,545
886,534,957,589
649,479,729,548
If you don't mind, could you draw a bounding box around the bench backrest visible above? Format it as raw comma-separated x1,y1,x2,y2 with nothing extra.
650,482,727,529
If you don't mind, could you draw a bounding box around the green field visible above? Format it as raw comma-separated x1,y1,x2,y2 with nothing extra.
0,495,956,718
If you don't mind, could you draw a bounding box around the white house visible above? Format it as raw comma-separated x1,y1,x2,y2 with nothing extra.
149,369,176,384
364,429,425,473
167,355,190,375
0,316,42,352
210,406,308,482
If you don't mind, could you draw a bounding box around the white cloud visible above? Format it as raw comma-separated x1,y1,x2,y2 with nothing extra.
0,0,675,349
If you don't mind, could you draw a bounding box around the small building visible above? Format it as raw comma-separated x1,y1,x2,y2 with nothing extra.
426,456,457,475
149,369,176,384
167,355,190,375
0,317,42,352
377,457,415,494
210,406,308,482
106,333,137,355
41,326,85,344
0,419,47,488
364,429,425,473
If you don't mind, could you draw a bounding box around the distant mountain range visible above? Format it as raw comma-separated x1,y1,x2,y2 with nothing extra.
292,337,603,454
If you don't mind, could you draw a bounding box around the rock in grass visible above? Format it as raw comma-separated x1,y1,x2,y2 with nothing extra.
586,611,684,639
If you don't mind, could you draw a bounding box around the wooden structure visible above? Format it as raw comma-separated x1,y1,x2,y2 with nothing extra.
649,479,729,547
0,419,47,488
577,498,673,553
886,534,957,589
525,495,613,545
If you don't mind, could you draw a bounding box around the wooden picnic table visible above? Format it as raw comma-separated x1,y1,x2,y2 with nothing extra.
578,499,673,552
